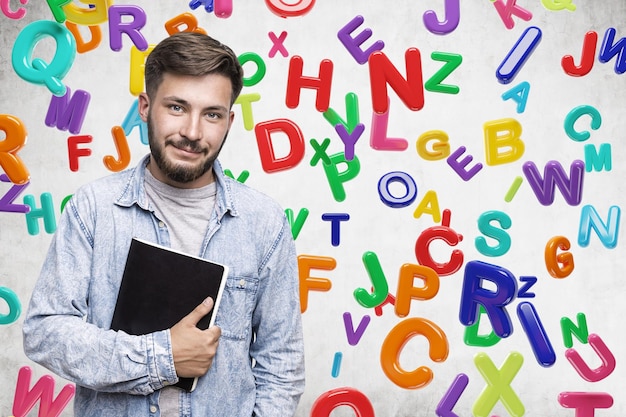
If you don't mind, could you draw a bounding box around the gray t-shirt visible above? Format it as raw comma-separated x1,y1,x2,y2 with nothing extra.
144,168,216,416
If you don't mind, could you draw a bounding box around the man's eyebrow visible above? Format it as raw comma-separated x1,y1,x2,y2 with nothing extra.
162,96,229,113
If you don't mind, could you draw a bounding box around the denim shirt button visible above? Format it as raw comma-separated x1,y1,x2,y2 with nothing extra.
150,405,158,413
158,221,165,228
239,279,245,287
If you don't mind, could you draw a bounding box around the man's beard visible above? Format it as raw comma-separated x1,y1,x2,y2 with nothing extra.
147,114,227,184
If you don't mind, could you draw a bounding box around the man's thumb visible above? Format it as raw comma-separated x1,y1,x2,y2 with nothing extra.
185,297,214,324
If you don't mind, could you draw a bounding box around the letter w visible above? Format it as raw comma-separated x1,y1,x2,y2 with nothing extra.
12,366,75,417
45,87,91,134
522,160,584,206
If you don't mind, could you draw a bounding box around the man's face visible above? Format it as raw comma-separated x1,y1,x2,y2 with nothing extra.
138,72,234,188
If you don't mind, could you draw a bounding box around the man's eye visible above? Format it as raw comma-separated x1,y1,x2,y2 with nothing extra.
170,105,183,112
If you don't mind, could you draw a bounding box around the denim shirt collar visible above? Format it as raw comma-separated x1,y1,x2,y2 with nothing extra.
114,154,238,218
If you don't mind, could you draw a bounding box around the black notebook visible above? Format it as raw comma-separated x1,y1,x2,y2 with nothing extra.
110,237,228,392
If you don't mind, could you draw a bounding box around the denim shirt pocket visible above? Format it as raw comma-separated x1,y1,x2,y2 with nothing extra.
215,275,258,340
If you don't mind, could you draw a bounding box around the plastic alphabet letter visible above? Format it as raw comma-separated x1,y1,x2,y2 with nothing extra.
522,160,585,206
560,313,589,348
417,130,450,160
542,0,576,11
122,99,148,145
496,26,542,84
475,210,512,257
436,374,469,417
517,302,556,367
492,0,533,30
394,263,440,318
423,0,460,35
108,5,148,52
103,126,131,172
129,45,154,96
380,317,448,389
459,260,517,338
413,190,442,223
517,276,537,298
335,122,365,161
12,366,75,417
189,0,213,13
0,174,30,213
0,114,30,185
564,105,601,142
285,208,309,240
254,119,305,173
369,98,409,151
67,135,93,172
578,204,620,249
565,333,616,382
213,0,232,18
377,171,417,208
343,312,371,346
425,52,463,94
484,118,525,166
265,0,315,18
323,92,360,134
268,31,288,58
65,21,102,53
473,352,525,417
321,213,350,246
0,286,21,325
322,152,360,202
501,81,530,113
374,293,396,317
239,52,267,87
545,235,574,278
337,15,385,65
369,48,424,114
558,392,613,417
446,146,483,181
584,143,612,173
24,193,57,235
354,251,389,308
57,0,111,25
310,387,375,417
45,87,91,134
562,31,597,76
598,27,626,74
1,0,28,19
164,12,207,35
12,19,76,96
235,93,261,131
297,255,335,313
285,55,333,112
415,209,463,276
309,138,331,166
463,305,501,347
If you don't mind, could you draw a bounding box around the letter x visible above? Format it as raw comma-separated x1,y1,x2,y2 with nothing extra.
473,352,525,417
309,138,331,166
268,31,288,58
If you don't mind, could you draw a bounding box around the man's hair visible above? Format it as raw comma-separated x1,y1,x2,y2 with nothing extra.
144,32,244,106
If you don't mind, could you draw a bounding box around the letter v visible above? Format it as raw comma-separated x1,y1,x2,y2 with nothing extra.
343,312,371,346
285,208,309,240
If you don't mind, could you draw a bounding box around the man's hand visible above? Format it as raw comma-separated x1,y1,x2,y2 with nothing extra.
170,297,221,378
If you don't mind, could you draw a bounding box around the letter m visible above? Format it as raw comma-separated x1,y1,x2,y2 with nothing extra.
12,366,75,417
45,87,91,134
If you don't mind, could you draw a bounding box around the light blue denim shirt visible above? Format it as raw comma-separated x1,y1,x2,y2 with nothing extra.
23,155,305,416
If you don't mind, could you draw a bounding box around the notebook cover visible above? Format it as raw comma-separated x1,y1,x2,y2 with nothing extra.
110,237,228,391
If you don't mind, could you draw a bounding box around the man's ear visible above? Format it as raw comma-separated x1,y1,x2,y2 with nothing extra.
138,93,150,122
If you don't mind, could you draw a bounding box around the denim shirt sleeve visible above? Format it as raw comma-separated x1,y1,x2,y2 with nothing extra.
250,216,305,416
22,195,178,395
